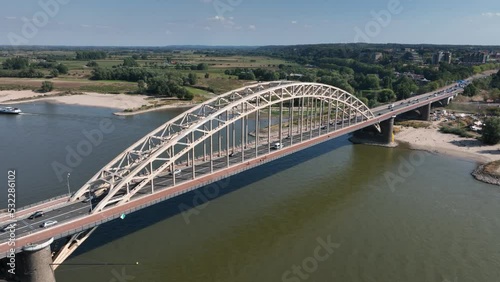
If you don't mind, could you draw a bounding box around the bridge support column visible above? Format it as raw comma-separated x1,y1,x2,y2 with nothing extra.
418,103,431,121
351,116,395,146
439,98,449,107
380,117,395,144
18,239,56,282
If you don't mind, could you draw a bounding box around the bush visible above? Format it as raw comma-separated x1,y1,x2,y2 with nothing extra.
482,117,500,145
40,81,54,93
440,126,474,138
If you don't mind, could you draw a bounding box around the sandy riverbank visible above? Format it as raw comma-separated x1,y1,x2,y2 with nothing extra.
395,121,500,164
0,90,196,115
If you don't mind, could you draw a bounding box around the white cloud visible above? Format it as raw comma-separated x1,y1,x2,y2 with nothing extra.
304,24,313,28
248,25,256,30
81,24,92,28
291,20,298,24
482,12,500,17
208,15,236,28
5,16,17,20
200,0,212,3
208,15,225,21
96,25,112,29
204,26,211,31
165,30,172,35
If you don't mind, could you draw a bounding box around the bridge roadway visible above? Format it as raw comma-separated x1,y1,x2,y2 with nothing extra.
0,84,464,258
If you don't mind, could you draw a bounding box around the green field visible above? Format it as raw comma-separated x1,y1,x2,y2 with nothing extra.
0,50,297,95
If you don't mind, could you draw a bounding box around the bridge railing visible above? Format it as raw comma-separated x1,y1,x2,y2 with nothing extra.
13,194,68,213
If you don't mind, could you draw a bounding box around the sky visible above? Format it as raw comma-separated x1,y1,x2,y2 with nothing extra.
0,0,500,46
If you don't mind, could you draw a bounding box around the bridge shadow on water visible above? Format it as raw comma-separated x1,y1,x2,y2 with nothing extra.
66,135,354,259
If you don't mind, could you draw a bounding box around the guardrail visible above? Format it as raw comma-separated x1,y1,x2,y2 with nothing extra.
16,194,68,212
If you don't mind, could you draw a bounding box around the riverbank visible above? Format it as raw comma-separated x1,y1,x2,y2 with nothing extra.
395,121,500,163
0,90,197,115
394,122,500,185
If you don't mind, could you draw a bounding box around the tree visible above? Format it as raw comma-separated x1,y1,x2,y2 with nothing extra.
56,64,68,74
137,80,146,94
40,81,54,93
490,70,500,89
123,57,139,67
205,73,210,79
197,63,208,70
362,74,380,90
378,89,396,103
482,117,500,145
76,51,107,60
393,76,418,100
132,54,140,60
86,61,99,68
50,69,59,77
462,84,478,97
187,73,197,85
141,54,148,60
2,57,29,70
382,76,393,89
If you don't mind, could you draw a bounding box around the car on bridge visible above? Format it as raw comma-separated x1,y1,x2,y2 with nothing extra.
169,169,182,176
28,211,44,220
82,195,95,203
41,220,58,228
0,223,16,232
271,142,283,150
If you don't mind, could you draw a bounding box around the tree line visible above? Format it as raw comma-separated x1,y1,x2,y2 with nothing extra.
90,66,195,99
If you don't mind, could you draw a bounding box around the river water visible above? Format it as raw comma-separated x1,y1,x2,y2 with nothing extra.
1,102,499,282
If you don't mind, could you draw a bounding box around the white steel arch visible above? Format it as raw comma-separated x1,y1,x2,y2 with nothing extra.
70,81,378,212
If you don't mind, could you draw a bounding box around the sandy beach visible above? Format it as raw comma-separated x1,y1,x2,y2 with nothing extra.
0,90,150,110
395,122,500,164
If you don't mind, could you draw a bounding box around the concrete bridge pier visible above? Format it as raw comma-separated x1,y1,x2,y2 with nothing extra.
18,239,56,282
351,116,395,146
439,98,450,107
418,103,431,121
379,116,395,144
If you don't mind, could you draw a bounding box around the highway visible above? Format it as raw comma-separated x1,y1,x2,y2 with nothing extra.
0,80,466,256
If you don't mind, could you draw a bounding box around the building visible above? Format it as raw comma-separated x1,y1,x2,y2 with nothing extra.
432,51,452,64
432,51,444,64
372,52,383,62
443,52,452,64
462,52,489,65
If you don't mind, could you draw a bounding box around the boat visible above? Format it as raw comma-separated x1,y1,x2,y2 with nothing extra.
0,107,22,114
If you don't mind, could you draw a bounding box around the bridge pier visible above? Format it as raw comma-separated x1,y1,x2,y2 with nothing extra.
18,239,56,282
439,98,450,107
380,117,395,144
418,103,431,121
351,116,395,146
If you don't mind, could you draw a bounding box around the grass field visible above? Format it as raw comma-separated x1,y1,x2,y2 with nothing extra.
0,51,294,95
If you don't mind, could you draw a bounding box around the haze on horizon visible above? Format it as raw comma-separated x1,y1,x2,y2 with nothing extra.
1,0,500,47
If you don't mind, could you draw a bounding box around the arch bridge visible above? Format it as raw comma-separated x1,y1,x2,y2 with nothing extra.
71,81,379,212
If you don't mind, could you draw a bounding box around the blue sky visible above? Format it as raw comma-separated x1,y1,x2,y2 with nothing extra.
1,0,500,46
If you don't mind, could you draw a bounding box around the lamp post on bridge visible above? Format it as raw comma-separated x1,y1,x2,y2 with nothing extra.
66,173,71,196
88,190,93,212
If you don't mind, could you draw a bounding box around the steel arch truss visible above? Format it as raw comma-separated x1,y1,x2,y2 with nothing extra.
70,81,378,212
